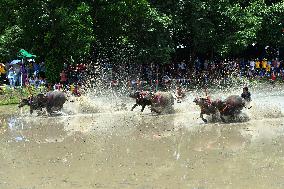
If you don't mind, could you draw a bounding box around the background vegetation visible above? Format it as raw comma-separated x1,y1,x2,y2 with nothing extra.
0,0,283,82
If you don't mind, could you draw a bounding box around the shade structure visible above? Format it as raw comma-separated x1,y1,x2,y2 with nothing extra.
18,49,36,58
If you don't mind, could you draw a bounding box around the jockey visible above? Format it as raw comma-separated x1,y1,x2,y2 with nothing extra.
241,86,252,109
175,85,186,103
241,87,251,102
204,88,212,106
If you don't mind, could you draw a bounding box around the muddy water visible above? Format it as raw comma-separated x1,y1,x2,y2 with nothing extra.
0,86,284,189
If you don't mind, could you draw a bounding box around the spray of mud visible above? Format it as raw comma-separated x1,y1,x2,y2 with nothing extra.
1,83,284,189
14,82,284,138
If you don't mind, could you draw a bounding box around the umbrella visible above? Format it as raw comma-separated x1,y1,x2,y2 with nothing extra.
18,49,36,58
10,60,22,65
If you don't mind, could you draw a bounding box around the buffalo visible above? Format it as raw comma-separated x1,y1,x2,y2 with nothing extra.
214,95,246,121
193,97,219,123
194,95,246,123
19,90,66,115
130,91,174,114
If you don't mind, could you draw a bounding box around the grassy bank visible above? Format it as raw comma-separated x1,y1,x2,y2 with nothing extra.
0,85,46,106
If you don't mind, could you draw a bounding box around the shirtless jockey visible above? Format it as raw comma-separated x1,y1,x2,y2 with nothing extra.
241,86,252,109
175,85,186,103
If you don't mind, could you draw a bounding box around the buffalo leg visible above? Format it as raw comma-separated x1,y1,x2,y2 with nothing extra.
151,107,160,114
131,104,138,111
46,106,52,115
200,113,207,123
141,105,146,112
220,115,226,122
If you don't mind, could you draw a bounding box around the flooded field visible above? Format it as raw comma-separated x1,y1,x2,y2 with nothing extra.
0,86,284,189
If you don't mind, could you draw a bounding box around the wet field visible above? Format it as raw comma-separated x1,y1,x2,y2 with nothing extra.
0,85,284,189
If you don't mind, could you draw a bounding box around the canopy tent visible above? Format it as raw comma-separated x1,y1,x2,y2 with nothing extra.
18,49,36,58
10,60,22,65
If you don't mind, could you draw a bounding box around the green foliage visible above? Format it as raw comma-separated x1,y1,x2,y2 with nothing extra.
0,86,46,105
92,0,173,64
0,0,283,81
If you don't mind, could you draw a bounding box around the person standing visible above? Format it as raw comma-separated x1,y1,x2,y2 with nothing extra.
60,70,68,88
7,66,15,87
0,63,6,84
249,59,255,76
255,59,260,76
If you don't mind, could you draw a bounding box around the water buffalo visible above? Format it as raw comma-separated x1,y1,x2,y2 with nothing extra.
194,95,246,123
214,95,246,122
193,97,219,123
19,91,66,115
18,93,47,114
45,91,67,114
130,91,174,114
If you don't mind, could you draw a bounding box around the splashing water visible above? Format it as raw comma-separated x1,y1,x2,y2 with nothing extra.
1,83,284,189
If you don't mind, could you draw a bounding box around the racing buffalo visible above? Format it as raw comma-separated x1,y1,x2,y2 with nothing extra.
214,95,246,122
130,91,174,114
193,97,219,123
194,95,246,123
19,91,66,115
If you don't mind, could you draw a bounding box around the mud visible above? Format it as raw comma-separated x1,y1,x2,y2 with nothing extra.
0,85,284,189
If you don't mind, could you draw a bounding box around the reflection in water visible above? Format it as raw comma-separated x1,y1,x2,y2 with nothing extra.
6,117,27,142
0,88,283,188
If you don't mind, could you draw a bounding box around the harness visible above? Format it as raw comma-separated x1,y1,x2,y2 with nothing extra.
139,91,149,99
221,105,228,113
153,93,162,104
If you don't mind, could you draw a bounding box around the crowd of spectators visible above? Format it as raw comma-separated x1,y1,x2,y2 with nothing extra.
125,58,284,91
0,60,46,88
0,60,87,97
53,63,87,96
0,57,283,95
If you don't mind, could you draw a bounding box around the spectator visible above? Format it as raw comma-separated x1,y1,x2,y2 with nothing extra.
249,59,255,76
178,61,187,76
29,76,35,86
33,62,40,77
255,59,261,75
7,66,15,87
60,70,67,87
266,61,271,76
261,58,267,74
14,64,20,86
0,63,6,84
39,62,46,78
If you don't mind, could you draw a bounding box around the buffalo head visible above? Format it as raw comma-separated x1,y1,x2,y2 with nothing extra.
129,91,140,99
193,97,208,106
18,98,32,108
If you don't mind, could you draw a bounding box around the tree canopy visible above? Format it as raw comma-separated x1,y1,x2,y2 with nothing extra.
0,0,283,82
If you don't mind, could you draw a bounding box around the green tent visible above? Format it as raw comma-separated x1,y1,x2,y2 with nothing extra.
18,49,36,58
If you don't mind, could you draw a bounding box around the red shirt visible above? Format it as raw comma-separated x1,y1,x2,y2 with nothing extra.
271,74,276,81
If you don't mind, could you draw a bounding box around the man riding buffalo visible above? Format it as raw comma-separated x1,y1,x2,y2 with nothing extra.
213,95,246,122
130,91,174,114
19,90,66,115
194,95,247,123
